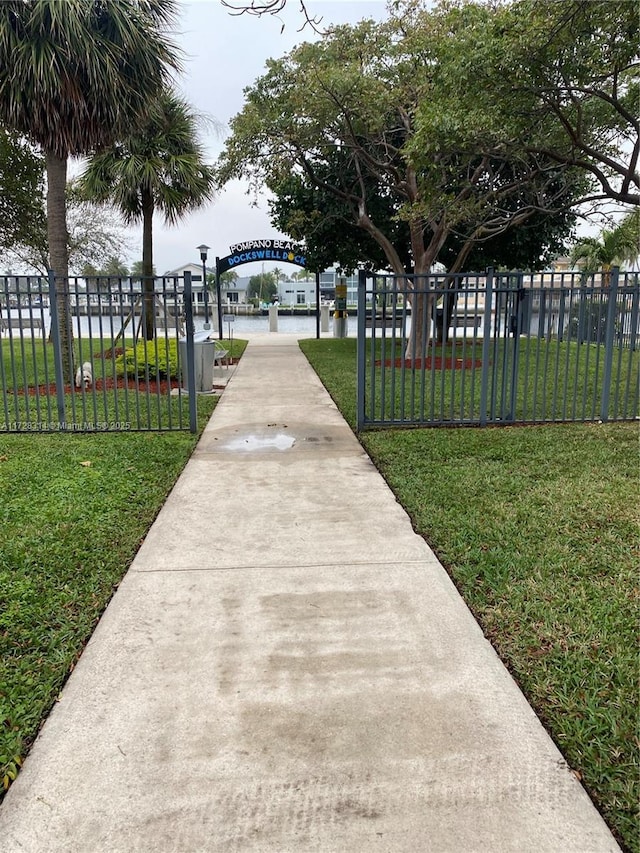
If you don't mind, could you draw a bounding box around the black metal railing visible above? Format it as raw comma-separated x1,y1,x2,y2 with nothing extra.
357,268,639,429
0,272,199,433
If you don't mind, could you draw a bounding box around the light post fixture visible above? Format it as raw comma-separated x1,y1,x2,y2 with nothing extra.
197,244,210,329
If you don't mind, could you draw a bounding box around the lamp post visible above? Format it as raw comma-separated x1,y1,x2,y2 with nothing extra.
197,244,210,329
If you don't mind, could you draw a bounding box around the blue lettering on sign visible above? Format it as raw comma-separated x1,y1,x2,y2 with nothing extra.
221,247,307,270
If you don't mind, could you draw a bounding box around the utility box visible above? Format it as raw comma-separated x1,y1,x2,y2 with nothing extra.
179,330,215,393
320,304,330,333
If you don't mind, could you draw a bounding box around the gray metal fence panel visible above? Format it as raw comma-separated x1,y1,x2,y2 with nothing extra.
0,272,197,433
356,268,639,430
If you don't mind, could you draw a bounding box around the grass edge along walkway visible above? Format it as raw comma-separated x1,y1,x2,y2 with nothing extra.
299,337,639,853
0,340,248,800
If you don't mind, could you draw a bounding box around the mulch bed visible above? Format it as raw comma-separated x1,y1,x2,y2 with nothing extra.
18,360,238,397
22,378,177,396
376,357,483,369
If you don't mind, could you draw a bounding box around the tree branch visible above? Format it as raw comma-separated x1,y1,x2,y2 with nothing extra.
525,143,639,206
220,0,323,32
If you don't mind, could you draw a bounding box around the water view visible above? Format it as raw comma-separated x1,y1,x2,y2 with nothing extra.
4,308,350,339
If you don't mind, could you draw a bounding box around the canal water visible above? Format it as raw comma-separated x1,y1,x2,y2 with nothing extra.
6,309,342,339
206,313,330,337
7,307,531,340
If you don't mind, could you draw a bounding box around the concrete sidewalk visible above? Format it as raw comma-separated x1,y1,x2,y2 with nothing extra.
0,335,620,852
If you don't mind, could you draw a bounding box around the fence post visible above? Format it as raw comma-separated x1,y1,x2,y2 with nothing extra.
356,270,367,431
183,271,197,433
557,276,566,343
507,284,527,422
600,266,619,422
479,268,494,426
47,269,66,429
628,277,639,353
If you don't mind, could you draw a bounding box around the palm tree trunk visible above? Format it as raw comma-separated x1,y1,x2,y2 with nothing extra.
142,189,155,340
45,150,73,381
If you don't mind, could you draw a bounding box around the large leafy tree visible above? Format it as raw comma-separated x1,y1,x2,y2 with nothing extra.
437,160,580,272
0,128,46,256
231,0,638,206
0,0,179,373
217,10,582,355
516,0,638,206
78,89,216,338
415,0,639,207
268,165,413,275
6,189,133,276
270,158,577,275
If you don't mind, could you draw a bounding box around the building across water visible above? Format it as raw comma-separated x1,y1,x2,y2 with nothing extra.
164,263,360,311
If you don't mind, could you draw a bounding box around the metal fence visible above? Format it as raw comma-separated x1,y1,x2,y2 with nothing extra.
0,271,202,433
356,267,639,430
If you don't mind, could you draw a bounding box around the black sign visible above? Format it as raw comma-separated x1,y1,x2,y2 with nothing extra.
217,239,306,274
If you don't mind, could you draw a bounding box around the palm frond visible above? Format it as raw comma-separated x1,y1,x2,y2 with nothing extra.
78,86,216,264
0,0,182,157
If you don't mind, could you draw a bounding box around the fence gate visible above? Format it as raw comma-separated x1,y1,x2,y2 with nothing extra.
0,271,201,433
356,267,639,430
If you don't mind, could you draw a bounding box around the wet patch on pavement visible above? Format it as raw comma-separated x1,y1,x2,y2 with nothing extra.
223,431,296,452
195,422,362,458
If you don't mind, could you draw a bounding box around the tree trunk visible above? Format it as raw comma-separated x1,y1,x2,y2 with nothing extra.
45,150,72,381
354,207,436,364
405,287,434,363
435,278,463,345
142,190,155,340
434,241,478,345
401,219,446,362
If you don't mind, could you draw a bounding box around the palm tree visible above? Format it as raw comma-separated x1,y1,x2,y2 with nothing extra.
130,260,157,281
0,0,179,373
102,256,130,278
615,208,640,270
78,89,216,338
570,209,640,283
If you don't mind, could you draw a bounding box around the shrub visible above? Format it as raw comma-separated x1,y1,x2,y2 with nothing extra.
114,338,179,380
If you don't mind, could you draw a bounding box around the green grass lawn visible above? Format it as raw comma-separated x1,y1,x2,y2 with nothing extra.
300,337,639,853
1,335,246,432
0,341,248,796
357,335,639,426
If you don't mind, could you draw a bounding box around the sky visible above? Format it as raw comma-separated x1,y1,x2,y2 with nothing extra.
120,0,389,276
